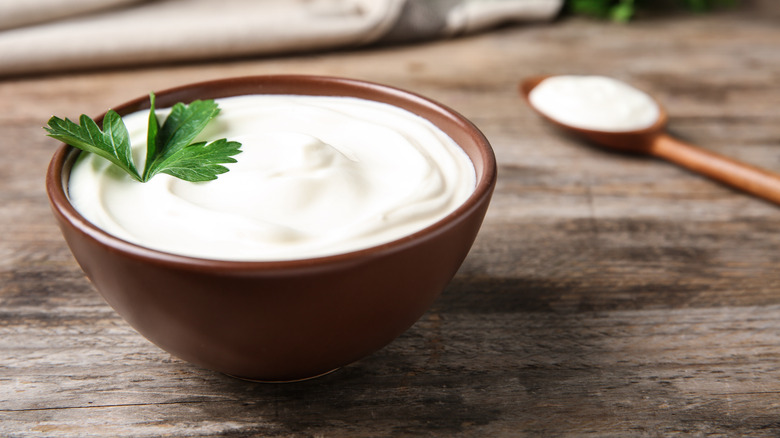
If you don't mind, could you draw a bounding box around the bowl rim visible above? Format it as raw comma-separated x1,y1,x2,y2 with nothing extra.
45,74,497,273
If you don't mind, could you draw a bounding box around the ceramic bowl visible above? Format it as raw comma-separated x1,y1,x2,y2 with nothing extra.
46,75,496,382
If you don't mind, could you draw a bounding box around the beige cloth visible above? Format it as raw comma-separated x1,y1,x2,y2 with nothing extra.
0,0,145,30
0,0,563,77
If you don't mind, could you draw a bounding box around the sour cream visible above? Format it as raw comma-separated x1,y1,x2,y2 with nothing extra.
529,75,660,132
68,95,476,261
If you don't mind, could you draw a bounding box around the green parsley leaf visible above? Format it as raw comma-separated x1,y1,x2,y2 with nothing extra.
45,111,142,182
564,0,738,21
144,92,161,181
45,94,242,183
151,138,242,182
609,0,635,21
142,95,224,182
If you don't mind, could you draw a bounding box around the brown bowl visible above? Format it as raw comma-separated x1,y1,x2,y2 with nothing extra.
45,75,496,382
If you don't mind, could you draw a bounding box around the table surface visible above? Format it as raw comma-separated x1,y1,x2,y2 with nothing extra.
3,3,780,436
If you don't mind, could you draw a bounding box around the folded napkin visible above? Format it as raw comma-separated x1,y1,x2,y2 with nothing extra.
0,0,562,77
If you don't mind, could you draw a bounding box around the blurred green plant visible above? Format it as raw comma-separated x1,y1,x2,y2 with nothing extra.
566,0,739,22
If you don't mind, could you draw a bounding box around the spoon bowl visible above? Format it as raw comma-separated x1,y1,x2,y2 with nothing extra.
520,75,668,153
520,75,780,205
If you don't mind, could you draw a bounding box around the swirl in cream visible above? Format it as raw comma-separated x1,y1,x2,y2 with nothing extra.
68,95,476,261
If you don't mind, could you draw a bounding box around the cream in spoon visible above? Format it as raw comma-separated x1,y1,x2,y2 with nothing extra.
528,75,660,132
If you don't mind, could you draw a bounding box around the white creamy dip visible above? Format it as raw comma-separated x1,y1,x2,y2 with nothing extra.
529,75,660,132
68,95,476,261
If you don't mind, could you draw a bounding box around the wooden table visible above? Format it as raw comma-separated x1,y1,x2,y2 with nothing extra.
3,3,780,436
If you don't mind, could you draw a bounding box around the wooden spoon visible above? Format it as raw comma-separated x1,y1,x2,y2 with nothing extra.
520,75,780,205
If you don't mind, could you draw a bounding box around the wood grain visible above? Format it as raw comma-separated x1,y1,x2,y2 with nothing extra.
3,3,780,436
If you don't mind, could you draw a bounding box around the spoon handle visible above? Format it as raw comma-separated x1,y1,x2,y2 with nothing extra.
650,133,780,205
